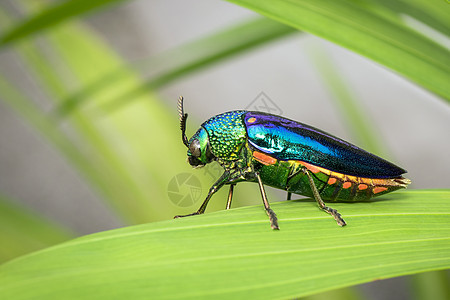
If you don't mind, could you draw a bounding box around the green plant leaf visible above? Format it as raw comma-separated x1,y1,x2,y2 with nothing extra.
0,0,126,46
0,11,260,224
1,189,449,299
226,0,450,102
307,43,385,156
410,270,450,300
55,17,297,115
369,0,450,36
0,194,73,264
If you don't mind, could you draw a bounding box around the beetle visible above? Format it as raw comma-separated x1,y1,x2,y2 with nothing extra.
175,96,411,229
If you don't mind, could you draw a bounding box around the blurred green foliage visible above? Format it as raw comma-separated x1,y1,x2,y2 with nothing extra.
0,0,448,299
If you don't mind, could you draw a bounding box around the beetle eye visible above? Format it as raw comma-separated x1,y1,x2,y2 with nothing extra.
189,139,201,157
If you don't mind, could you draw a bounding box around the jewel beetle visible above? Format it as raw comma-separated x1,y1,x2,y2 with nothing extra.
175,96,411,229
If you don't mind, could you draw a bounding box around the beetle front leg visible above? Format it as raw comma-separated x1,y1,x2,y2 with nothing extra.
174,171,230,219
302,168,346,226
226,183,236,210
255,172,279,230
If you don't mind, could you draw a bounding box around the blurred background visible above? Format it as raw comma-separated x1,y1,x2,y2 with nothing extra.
0,1,449,299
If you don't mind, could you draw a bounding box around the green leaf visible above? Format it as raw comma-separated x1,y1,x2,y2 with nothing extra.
0,194,73,264
307,43,385,156
410,270,450,300
0,0,126,46
1,190,449,299
0,20,178,223
226,0,450,102
55,17,297,115
369,0,450,36
0,12,260,224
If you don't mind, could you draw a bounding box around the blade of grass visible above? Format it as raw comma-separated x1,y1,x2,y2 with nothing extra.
0,0,126,46
55,17,298,115
12,36,158,224
0,76,108,203
0,0,157,224
307,42,384,156
371,0,450,36
410,270,450,300
3,1,199,223
0,189,449,299
0,71,151,223
0,193,73,264
1,4,257,223
0,1,174,223
226,0,450,102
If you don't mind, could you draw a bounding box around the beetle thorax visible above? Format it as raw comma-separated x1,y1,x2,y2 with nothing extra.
202,111,247,161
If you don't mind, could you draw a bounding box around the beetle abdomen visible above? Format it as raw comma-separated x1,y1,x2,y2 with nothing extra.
295,160,410,202
253,150,410,202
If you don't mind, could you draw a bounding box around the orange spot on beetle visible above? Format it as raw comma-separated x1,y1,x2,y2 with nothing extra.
358,184,368,190
253,151,277,165
342,182,352,189
373,186,388,194
247,117,257,123
328,177,337,185
301,162,321,174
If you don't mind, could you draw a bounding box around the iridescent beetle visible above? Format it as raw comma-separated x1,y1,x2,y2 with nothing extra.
175,96,410,229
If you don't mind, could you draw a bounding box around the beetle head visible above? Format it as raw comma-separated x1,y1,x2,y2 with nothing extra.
186,127,215,167
178,96,215,168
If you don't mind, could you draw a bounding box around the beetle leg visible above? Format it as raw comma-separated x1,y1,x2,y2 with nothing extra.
302,168,347,226
226,183,236,210
255,172,279,230
287,192,292,200
174,171,230,219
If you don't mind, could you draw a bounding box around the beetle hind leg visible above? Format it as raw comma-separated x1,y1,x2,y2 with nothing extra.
287,192,292,200
302,168,346,226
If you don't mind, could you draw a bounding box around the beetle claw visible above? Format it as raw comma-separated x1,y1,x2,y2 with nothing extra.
323,207,346,226
174,212,200,219
266,208,279,230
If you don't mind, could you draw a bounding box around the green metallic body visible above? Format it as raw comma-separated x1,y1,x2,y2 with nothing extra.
202,111,405,203
176,97,410,228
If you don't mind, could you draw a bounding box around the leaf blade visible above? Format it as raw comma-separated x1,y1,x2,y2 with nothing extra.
0,0,126,46
55,17,298,115
0,194,73,264
226,0,450,102
1,190,449,299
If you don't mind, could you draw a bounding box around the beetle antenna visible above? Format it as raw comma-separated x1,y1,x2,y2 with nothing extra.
178,96,189,147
